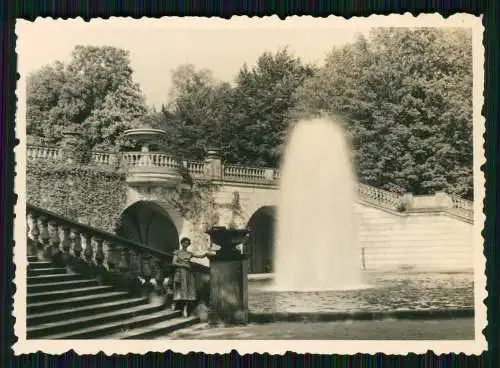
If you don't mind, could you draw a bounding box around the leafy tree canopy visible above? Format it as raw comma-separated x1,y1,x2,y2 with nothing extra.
292,28,473,198
27,45,148,150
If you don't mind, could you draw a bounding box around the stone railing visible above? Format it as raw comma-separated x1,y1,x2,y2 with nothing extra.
223,165,275,183
185,161,205,178
450,195,474,220
122,152,180,169
26,144,474,222
91,151,117,166
27,145,61,161
356,183,403,211
26,203,209,304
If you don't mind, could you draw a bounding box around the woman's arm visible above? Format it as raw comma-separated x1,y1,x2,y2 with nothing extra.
190,251,208,259
171,253,180,266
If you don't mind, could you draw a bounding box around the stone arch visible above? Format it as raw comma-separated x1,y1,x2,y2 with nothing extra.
246,206,277,274
116,200,181,255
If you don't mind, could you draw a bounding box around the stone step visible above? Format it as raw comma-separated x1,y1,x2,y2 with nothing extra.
28,261,53,270
27,256,38,262
28,303,165,339
28,279,99,293
28,291,132,314
28,285,116,303
28,267,67,277
28,297,149,326
113,316,200,339
40,309,183,339
28,274,87,285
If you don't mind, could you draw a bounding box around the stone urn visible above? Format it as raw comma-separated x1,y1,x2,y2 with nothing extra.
205,226,249,259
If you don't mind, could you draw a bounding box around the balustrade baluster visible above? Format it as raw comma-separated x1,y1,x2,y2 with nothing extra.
118,247,131,275
106,241,118,271
83,233,94,264
95,238,105,268
61,226,71,255
153,258,166,295
40,217,50,246
72,230,82,258
30,213,40,247
47,221,61,259
141,253,153,288
129,250,141,277
27,214,37,257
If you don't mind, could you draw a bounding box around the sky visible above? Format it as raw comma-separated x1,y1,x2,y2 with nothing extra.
16,18,369,108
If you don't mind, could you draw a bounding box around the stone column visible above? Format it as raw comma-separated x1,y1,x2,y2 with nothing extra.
207,250,249,325
204,148,222,180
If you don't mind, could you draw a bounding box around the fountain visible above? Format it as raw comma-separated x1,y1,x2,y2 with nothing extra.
273,117,362,291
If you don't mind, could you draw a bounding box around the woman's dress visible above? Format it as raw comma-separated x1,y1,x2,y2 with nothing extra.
172,250,197,301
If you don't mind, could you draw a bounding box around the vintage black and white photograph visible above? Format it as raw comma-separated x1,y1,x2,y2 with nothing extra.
14,15,485,354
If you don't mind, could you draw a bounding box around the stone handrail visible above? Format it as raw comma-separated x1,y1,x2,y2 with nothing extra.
27,145,61,160
450,195,474,219
26,203,208,299
222,164,275,183
122,152,180,169
91,151,117,166
185,161,205,178
356,183,403,211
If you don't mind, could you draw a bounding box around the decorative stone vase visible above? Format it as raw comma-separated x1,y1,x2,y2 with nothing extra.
205,226,249,259
205,226,250,325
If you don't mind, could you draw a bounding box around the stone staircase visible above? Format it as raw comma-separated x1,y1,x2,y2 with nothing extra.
27,254,200,340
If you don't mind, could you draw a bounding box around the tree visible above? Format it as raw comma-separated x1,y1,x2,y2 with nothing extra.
154,64,234,160
226,48,316,167
292,28,473,198
26,61,67,142
26,45,148,150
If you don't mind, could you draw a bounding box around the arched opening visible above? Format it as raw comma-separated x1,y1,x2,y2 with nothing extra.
116,201,179,255
246,206,276,274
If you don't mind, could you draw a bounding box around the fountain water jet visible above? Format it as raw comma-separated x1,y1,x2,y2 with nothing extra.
273,117,362,291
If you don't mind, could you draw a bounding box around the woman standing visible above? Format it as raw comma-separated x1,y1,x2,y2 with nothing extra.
172,237,211,317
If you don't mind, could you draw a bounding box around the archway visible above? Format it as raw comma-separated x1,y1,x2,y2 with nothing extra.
246,206,276,274
116,201,179,255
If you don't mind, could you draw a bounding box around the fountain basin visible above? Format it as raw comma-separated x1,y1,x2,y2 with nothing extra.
248,270,473,315
123,128,166,141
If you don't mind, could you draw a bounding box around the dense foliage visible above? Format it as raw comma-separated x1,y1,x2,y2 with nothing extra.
27,46,148,150
27,161,127,232
27,30,474,198
292,28,473,198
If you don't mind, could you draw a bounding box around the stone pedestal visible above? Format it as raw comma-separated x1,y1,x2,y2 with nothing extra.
205,226,250,325
208,252,249,325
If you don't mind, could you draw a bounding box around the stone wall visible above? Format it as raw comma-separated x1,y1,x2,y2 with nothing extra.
213,184,474,272
355,203,473,271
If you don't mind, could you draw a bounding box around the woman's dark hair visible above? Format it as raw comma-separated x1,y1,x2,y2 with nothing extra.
180,237,191,245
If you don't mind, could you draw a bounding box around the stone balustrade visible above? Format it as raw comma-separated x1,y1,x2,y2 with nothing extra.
185,161,206,179
223,165,273,183
450,195,474,220
27,145,61,161
25,143,474,222
356,183,403,211
91,151,117,166
122,152,180,169
26,203,209,303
